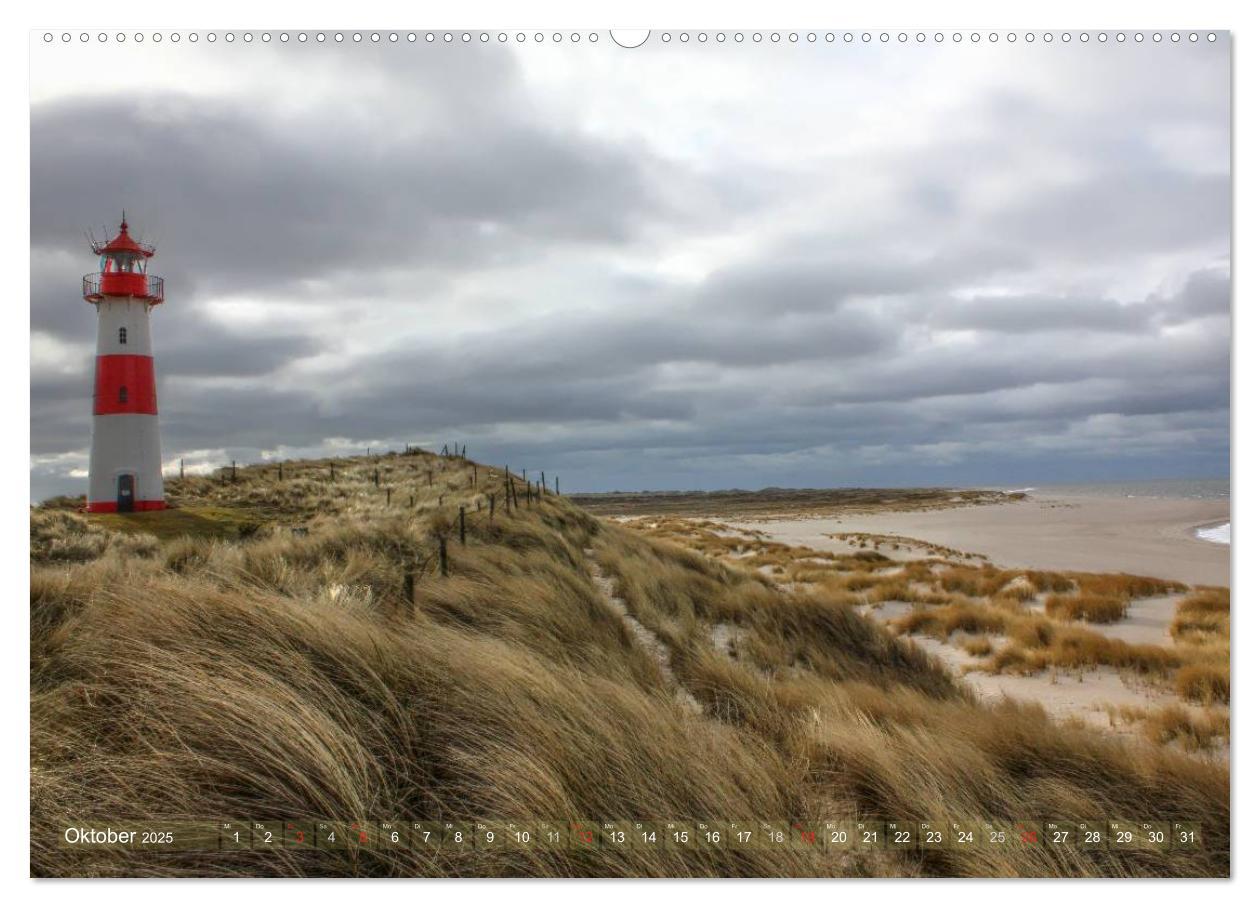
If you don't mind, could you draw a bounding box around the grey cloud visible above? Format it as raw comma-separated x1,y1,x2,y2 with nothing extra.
987,169,1230,260
30,90,704,300
929,294,1150,334
29,40,1231,496
1157,268,1231,324
158,315,320,377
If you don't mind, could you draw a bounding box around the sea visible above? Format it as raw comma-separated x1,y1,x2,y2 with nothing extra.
989,479,1230,545
997,478,1230,501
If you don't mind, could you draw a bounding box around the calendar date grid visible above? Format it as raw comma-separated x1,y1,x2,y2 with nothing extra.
58,819,1204,853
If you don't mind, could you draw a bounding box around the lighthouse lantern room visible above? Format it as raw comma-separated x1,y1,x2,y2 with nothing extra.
83,217,166,512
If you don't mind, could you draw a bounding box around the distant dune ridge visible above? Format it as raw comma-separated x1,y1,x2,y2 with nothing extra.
30,451,1227,877
570,487,1013,518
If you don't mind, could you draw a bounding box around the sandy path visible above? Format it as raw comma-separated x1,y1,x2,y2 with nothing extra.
585,552,702,714
731,494,1229,587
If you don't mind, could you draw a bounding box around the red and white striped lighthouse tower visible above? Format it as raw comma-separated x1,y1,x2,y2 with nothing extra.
83,217,166,513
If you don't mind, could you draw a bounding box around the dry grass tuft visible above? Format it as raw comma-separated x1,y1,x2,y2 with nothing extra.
961,636,994,657
894,601,1009,639
1109,704,1230,753
1171,588,1230,643
1175,664,1230,706
30,508,159,564
1045,593,1129,624
1075,574,1187,600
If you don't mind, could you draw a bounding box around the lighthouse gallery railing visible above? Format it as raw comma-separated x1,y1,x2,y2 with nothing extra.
83,273,165,304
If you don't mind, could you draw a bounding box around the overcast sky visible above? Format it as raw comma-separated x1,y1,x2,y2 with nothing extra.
29,34,1230,499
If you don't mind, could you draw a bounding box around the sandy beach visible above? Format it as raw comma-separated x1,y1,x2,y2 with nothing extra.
731,492,1229,587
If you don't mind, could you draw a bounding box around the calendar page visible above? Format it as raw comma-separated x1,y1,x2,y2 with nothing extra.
28,15,1231,884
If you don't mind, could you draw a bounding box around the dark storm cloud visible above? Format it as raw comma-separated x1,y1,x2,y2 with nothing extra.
30,95,673,297
29,40,1231,497
160,318,320,377
30,40,721,301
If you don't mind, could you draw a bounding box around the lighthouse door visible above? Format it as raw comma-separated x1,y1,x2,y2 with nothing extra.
117,474,136,513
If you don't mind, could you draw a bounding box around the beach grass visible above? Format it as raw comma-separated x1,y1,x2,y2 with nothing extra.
1045,593,1129,624
1108,704,1229,752
1171,588,1230,643
30,453,1229,877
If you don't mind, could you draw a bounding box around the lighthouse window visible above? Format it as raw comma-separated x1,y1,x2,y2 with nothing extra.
118,386,128,404
118,327,127,345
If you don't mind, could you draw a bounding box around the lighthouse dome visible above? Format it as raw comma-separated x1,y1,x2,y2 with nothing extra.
92,218,156,258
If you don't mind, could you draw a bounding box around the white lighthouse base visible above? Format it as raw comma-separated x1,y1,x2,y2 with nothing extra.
87,413,165,512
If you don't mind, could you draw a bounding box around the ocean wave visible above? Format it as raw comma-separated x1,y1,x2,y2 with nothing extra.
1195,522,1230,545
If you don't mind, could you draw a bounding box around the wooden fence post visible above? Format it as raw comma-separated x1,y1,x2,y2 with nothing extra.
541,471,546,496
374,468,380,487
555,475,559,495
438,536,448,577
231,460,237,481
459,506,466,546
473,464,478,484
403,567,414,617
409,494,414,508
386,488,392,506
278,462,283,481
330,463,335,481
179,458,184,479
489,493,495,518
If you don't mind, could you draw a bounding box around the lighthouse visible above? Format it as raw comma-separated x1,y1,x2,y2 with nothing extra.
82,217,166,513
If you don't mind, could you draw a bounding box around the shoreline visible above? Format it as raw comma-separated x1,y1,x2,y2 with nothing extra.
725,491,1229,588
1191,520,1231,545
